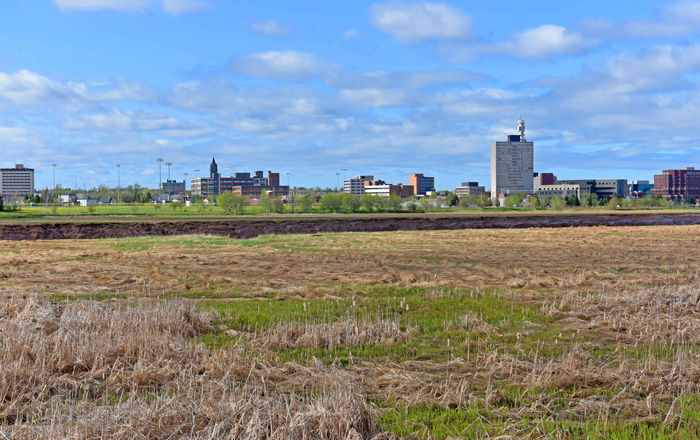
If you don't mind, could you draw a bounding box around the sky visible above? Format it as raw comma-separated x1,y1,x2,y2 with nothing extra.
2,0,700,191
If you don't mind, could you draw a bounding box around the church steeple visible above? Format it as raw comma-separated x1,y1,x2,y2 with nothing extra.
210,157,218,178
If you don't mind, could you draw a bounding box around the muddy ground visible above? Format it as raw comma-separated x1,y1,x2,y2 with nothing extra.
1,213,700,240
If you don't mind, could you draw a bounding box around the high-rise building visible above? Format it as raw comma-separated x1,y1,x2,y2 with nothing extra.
344,175,374,195
652,167,700,200
409,173,435,196
490,118,534,199
0,164,34,198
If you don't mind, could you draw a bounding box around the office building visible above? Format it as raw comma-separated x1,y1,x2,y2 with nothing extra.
629,180,654,198
533,172,556,189
651,167,700,200
344,175,374,195
0,164,34,198
409,174,435,196
191,158,288,198
364,180,414,198
159,179,186,195
557,179,628,198
536,183,589,201
491,118,534,199
455,182,485,198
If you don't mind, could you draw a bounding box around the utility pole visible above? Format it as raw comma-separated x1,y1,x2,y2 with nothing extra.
335,172,340,192
116,164,121,203
184,172,188,200
284,172,292,214
156,158,163,197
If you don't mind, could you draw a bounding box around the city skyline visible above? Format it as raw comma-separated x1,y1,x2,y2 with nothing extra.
2,1,700,190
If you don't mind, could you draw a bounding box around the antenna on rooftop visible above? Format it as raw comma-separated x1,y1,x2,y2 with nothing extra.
518,117,526,142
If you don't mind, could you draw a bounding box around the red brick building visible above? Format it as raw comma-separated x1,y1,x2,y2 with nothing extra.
651,167,700,200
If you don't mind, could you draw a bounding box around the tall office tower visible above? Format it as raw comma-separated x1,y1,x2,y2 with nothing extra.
490,118,534,199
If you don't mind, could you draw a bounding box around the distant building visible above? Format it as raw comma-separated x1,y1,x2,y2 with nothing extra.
344,175,374,196
160,179,186,195
191,158,288,198
491,119,534,199
0,164,34,198
533,172,556,189
536,183,589,201
629,180,654,198
652,167,700,200
364,180,414,198
557,179,628,198
455,182,485,198
409,174,435,196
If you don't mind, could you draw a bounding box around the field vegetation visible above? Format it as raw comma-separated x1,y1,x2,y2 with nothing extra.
2,225,700,438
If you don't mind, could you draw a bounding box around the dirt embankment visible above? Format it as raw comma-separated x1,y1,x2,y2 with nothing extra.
1,213,700,241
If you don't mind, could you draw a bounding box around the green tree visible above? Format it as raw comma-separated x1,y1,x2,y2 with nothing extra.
299,196,314,213
476,193,492,209
459,195,476,209
218,192,249,215
154,203,162,212
387,194,404,211
361,194,383,212
504,194,523,208
320,193,343,213
0,197,4,212
87,204,96,215
170,201,182,212
405,196,419,212
271,197,285,214
342,193,362,212
550,195,567,210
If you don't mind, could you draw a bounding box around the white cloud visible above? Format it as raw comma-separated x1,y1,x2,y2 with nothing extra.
231,51,327,80
341,88,408,107
65,107,179,130
54,0,209,15
0,70,79,105
370,1,472,44
490,25,598,60
342,29,359,39
162,0,209,15
251,19,292,36
0,126,39,145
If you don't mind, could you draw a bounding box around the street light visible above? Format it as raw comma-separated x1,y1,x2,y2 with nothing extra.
184,172,188,198
116,164,121,204
335,172,340,192
156,158,163,197
193,169,200,203
341,168,347,193
165,162,173,181
52,163,57,204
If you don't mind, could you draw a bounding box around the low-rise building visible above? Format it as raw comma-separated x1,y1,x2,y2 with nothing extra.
191,158,288,198
364,180,414,198
629,180,654,198
651,167,700,200
344,175,374,195
160,179,186,195
557,179,628,198
536,183,589,201
455,182,485,197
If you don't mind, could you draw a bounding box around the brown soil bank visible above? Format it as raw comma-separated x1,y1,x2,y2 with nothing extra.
2,213,700,241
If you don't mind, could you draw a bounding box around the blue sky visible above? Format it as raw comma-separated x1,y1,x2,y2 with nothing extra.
2,0,700,191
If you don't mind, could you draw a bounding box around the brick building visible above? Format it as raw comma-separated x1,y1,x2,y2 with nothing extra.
651,167,700,200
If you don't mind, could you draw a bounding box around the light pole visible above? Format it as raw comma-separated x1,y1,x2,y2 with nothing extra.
156,158,163,197
335,172,340,192
116,164,121,203
165,162,173,181
341,168,347,193
52,163,56,203
184,172,188,199
193,169,200,203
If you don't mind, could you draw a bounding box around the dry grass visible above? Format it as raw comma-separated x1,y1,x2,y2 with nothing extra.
0,295,393,439
2,225,700,298
251,316,415,350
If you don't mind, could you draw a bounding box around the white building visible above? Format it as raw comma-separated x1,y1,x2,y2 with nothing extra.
490,119,534,199
344,175,374,195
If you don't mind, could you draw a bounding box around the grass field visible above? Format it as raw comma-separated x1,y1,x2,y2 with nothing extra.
2,225,700,438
